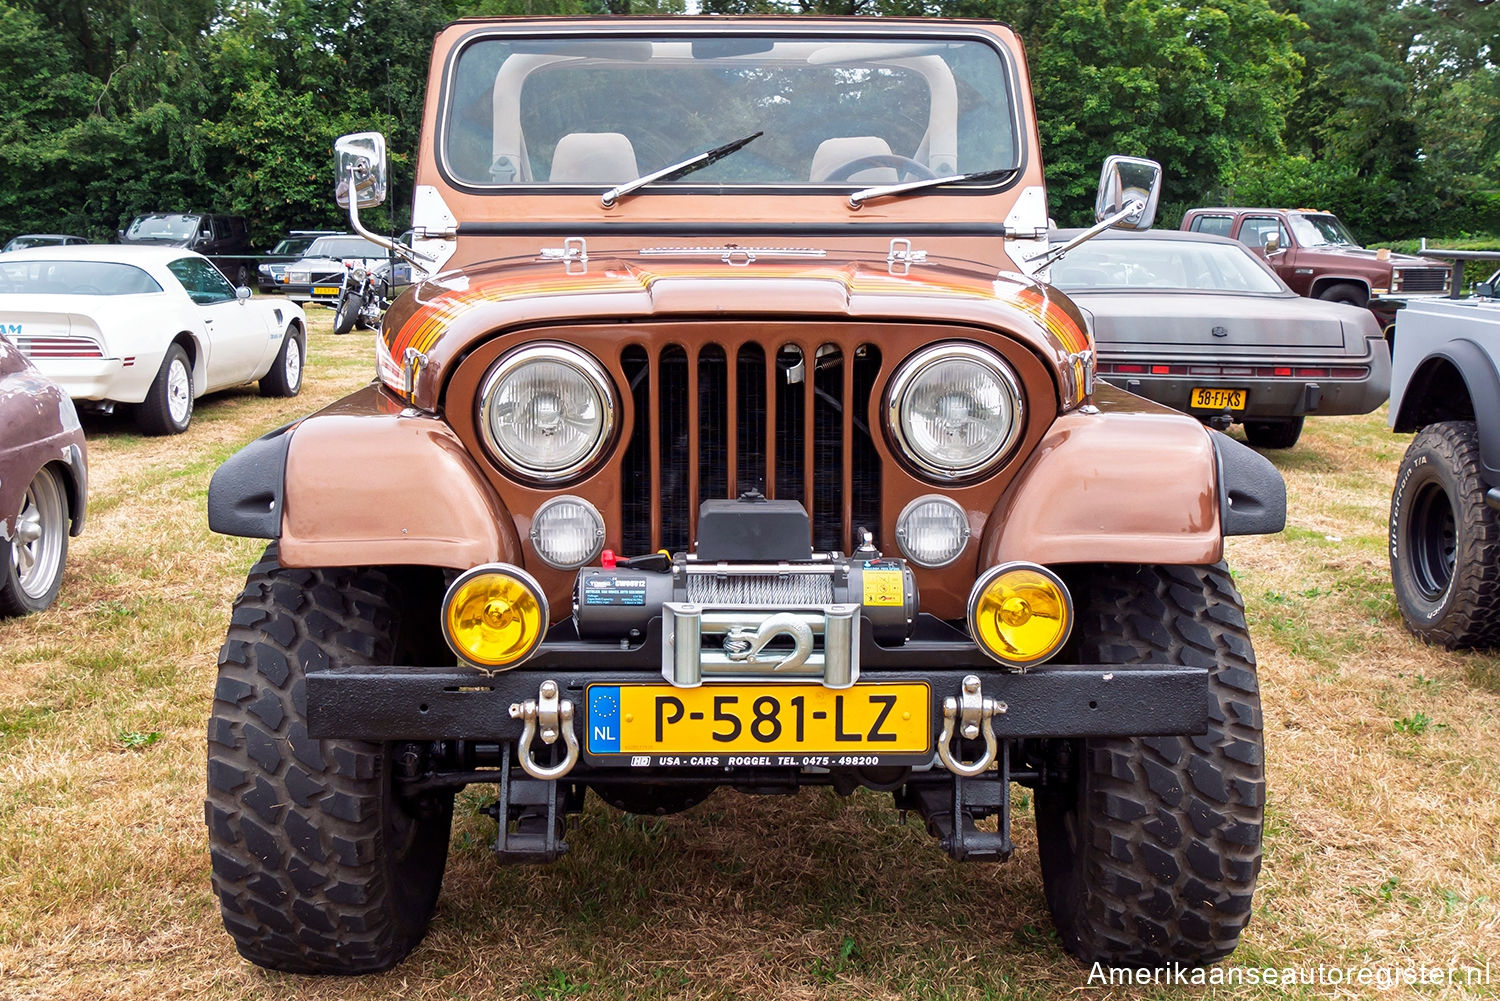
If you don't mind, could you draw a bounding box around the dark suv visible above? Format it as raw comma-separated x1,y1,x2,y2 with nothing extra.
1181,207,1451,327
117,212,256,287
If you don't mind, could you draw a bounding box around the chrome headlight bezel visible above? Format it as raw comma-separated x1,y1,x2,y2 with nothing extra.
885,343,1025,482
478,343,617,484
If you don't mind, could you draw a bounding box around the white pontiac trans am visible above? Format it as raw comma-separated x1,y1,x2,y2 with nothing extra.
0,246,306,434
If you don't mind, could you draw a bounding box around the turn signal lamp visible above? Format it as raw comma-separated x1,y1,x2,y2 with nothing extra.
443,564,549,669
967,563,1072,667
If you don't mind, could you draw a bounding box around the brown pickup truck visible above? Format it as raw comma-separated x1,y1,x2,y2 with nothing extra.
1181,206,1451,326
205,17,1285,975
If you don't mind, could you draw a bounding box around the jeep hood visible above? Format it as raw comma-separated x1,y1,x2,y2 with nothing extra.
379,252,1092,412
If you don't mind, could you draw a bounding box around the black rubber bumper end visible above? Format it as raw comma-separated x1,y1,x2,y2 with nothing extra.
207,423,293,539
1212,430,1287,536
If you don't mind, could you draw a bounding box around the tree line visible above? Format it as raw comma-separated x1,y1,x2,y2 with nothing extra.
1,0,1495,247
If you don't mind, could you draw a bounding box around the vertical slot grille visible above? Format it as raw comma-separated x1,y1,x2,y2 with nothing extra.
620,338,882,557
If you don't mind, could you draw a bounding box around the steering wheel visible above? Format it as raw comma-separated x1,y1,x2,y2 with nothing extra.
823,154,939,184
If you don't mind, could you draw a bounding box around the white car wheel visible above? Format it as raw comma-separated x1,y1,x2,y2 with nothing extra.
136,344,195,435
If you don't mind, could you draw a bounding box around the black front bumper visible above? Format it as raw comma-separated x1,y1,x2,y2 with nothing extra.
306,618,1210,766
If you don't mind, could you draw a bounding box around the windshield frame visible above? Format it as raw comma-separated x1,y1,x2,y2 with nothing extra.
433,22,1029,199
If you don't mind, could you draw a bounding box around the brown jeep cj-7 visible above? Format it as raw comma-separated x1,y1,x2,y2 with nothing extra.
205,17,1285,975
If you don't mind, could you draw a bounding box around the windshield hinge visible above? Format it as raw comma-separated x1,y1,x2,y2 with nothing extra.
402,347,428,398
888,238,927,276
539,236,588,274
413,225,457,241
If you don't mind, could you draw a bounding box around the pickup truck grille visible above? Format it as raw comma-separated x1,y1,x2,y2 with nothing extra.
1397,267,1450,294
620,340,883,557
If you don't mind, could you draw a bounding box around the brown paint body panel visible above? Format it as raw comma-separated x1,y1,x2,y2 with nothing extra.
983,385,1223,567
278,385,522,570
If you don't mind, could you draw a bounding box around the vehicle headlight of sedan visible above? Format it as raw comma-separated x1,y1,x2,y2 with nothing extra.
886,343,1024,480
479,344,616,482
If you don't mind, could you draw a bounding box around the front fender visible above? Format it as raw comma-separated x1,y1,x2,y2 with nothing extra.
208,384,522,569
981,388,1284,566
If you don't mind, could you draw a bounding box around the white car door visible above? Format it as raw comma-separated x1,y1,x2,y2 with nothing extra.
166,257,271,389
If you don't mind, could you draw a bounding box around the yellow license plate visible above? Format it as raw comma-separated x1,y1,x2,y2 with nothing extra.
1191,387,1247,410
311,285,341,296
585,683,929,764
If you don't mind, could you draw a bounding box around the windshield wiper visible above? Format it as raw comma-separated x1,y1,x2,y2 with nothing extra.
847,167,1019,208
600,130,764,208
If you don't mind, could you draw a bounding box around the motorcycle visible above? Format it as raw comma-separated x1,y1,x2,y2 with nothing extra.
332,259,393,335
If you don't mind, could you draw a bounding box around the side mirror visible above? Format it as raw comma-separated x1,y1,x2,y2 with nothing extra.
236,286,252,300
1264,233,1281,254
335,132,388,209
1094,155,1162,232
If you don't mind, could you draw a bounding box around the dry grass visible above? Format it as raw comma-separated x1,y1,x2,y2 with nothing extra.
1,312,1497,999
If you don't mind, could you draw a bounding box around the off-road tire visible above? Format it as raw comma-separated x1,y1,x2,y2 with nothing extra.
1036,563,1263,967
333,290,362,335
1317,283,1367,308
136,343,193,435
1389,421,1500,647
1242,416,1303,450
206,546,453,973
258,325,304,398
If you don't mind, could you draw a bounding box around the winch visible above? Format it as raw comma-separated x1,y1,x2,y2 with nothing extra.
570,499,919,688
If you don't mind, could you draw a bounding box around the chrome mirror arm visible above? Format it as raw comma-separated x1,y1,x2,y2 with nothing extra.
1025,200,1144,269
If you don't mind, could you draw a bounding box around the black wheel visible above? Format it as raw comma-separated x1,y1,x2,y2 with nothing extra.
1242,416,1303,449
333,289,362,335
0,465,69,617
258,325,304,398
1317,283,1367,307
206,546,453,973
1035,563,1263,967
135,343,193,435
823,153,939,183
1389,421,1500,647
235,264,250,288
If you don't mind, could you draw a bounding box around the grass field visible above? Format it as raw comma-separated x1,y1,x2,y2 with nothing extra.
1,308,1497,1000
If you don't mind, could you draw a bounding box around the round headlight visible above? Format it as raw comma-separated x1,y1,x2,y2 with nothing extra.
480,344,616,482
894,494,971,568
530,496,606,570
887,344,1023,480
351,266,368,283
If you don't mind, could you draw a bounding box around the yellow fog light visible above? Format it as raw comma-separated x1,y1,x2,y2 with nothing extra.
443,564,549,669
967,562,1072,667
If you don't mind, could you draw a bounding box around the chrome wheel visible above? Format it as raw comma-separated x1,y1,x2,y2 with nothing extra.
6,466,67,609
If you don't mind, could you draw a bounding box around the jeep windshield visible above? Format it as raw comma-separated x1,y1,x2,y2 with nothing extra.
440,32,1021,192
1288,212,1359,248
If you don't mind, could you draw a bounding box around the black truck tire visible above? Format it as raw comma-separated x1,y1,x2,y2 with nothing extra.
1243,416,1303,450
1317,283,1367,307
1036,563,1263,967
1389,421,1500,647
206,546,452,974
